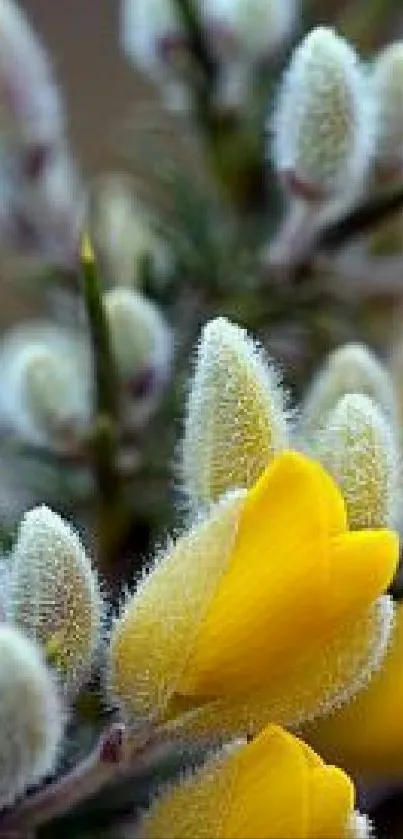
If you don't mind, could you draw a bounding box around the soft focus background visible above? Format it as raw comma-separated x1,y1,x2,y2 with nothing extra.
3,1,403,837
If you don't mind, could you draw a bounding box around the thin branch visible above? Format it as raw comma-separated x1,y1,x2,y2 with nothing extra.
172,0,217,89
0,723,171,835
81,236,131,585
318,185,403,251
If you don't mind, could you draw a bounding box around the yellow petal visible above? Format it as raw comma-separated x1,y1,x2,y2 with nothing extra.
303,602,403,779
165,596,393,738
222,725,309,839
309,765,355,839
327,530,398,623
140,725,310,839
180,453,376,696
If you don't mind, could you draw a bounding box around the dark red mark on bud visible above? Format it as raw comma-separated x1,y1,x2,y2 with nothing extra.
129,367,156,399
157,31,190,65
281,169,325,203
23,144,51,180
99,724,125,765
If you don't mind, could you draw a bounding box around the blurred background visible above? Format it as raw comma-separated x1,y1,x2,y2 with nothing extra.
2,1,403,836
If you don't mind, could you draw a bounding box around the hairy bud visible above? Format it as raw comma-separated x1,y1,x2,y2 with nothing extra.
315,394,401,530
0,321,92,450
0,624,63,806
300,342,398,441
104,287,173,424
181,317,289,512
0,1,82,267
121,0,195,110
210,0,298,61
8,505,102,692
272,27,374,202
89,176,172,288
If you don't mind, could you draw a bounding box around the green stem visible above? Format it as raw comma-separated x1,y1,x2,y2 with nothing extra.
81,238,129,587
172,0,266,214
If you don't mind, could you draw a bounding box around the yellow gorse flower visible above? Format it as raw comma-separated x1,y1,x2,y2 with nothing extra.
110,450,398,739
139,724,364,839
302,601,403,780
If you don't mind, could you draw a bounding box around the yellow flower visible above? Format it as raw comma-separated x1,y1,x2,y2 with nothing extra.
109,451,398,739
139,724,364,839
302,601,403,780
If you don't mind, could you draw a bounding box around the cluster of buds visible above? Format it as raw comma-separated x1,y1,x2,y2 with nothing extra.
0,503,101,808
110,318,398,738
0,288,172,468
0,318,397,833
121,0,298,111
103,316,403,837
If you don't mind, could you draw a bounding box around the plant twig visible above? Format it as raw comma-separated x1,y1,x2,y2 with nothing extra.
81,236,131,586
319,185,403,251
172,0,217,91
172,0,266,213
0,723,170,835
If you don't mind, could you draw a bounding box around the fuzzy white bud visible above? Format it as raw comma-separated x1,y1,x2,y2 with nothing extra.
272,27,374,202
89,176,172,288
0,0,62,146
181,316,289,511
8,505,102,693
0,624,63,806
0,1,82,268
0,321,92,450
315,393,401,530
299,342,398,441
208,0,298,62
104,287,173,425
121,0,193,110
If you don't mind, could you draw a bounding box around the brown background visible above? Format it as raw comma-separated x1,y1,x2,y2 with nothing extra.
21,0,149,174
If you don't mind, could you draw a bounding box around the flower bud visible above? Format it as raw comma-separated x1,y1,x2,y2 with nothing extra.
315,393,401,530
272,27,374,202
139,724,360,839
203,0,299,109
0,1,82,268
109,451,397,741
103,287,173,424
0,624,63,805
181,317,289,512
121,0,194,110
0,321,92,450
372,42,403,180
300,342,398,442
89,176,172,288
8,505,102,692
209,0,298,63
0,0,62,147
